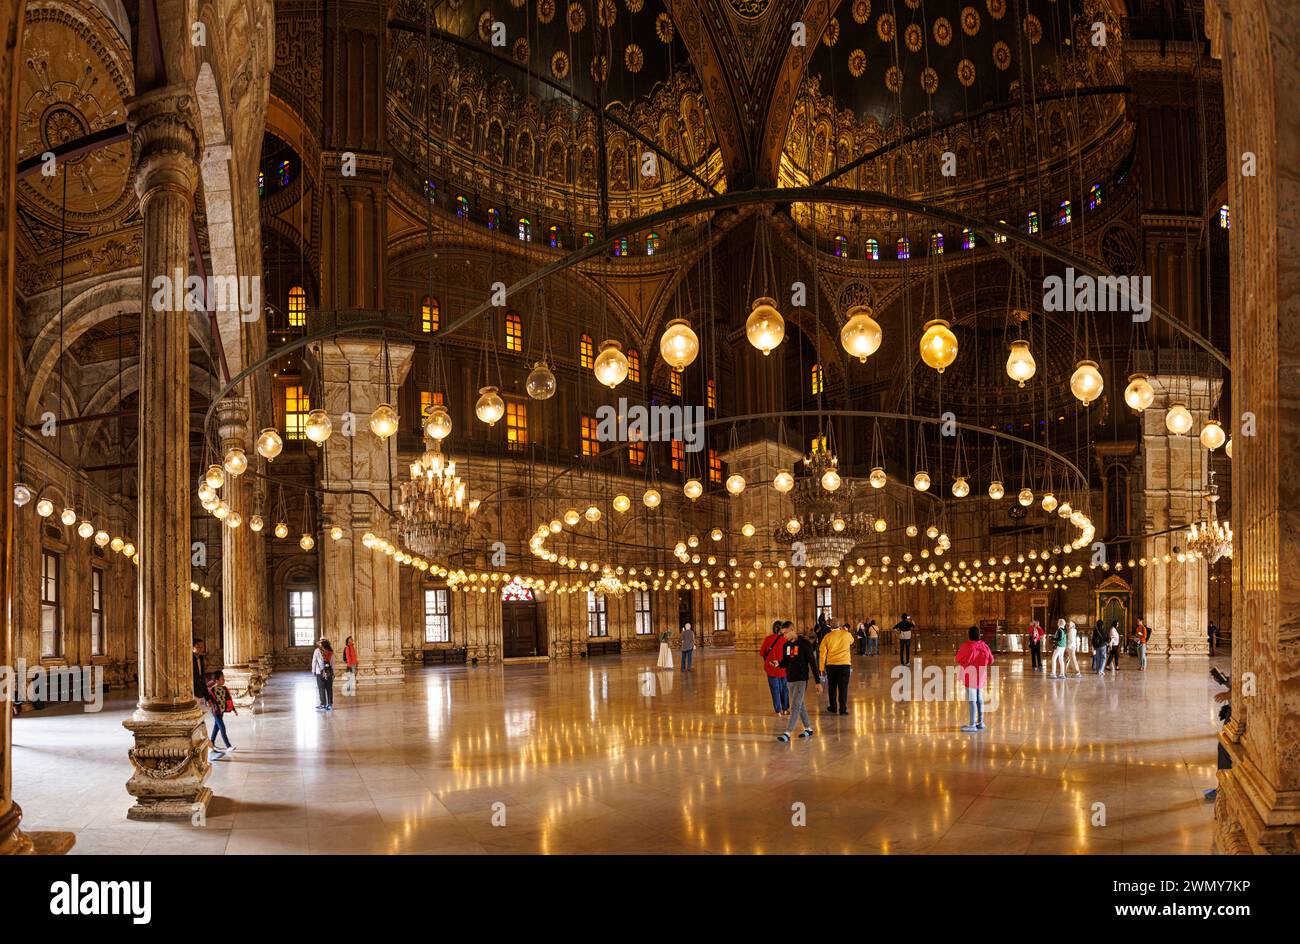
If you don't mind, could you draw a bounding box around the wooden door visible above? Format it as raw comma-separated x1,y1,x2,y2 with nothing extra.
502,600,541,657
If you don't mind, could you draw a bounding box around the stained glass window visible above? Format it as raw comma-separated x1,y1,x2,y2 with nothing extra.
1219,204,1230,229
278,160,291,187
706,378,716,409
421,295,439,333
834,235,848,257
518,217,531,241
866,238,879,260
962,228,975,250
1058,201,1072,226
487,208,499,230
548,225,561,248
930,231,944,254
647,233,660,255
579,334,594,368
284,385,310,440
994,221,1008,244
1027,211,1040,234
897,237,910,260
288,286,306,327
1089,184,1103,210
505,312,522,351
456,195,470,218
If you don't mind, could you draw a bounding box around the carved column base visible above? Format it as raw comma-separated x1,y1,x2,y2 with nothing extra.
123,707,212,821
223,665,263,708
0,805,75,855
354,658,405,685
1212,731,1300,853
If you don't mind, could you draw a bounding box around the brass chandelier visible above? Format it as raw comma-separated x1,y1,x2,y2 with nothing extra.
1186,470,1233,564
398,443,477,558
774,445,874,568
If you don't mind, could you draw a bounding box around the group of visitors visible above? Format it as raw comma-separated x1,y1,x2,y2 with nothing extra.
1026,616,1151,678
312,636,359,710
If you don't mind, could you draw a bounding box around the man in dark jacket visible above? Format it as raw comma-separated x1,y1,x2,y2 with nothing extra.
776,621,822,742
192,638,207,701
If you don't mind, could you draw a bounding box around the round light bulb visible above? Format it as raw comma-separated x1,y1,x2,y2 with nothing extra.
109,537,124,552
725,473,746,496
274,522,289,539
786,518,801,535
197,483,216,502
927,525,939,539
1018,488,1034,507
913,471,931,492
1200,419,1226,451
13,483,32,507
77,521,94,539
593,339,630,389
330,526,344,541
1166,403,1194,435
919,319,958,373
94,530,109,547
821,469,841,492
1225,438,1233,459
643,488,661,508
526,361,557,400
425,405,452,442
773,470,794,493
564,509,581,526
840,305,883,363
1042,493,1058,512
256,428,283,460
300,533,315,551
710,528,723,542
36,498,54,518
741,522,756,537
683,479,703,501
369,403,399,439
223,447,248,477
305,409,333,444
584,506,602,523
952,476,970,498
746,297,785,355
227,513,241,529
1006,340,1036,387
869,467,887,489
475,386,505,426
660,318,700,370
988,480,1005,500
204,464,225,490
613,494,631,513
249,515,264,533
60,507,77,526
213,502,230,520
1070,359,1104,405
1124,373,1155,412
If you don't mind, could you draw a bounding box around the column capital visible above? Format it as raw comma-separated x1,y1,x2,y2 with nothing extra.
215,395,250,450
127,85,202,202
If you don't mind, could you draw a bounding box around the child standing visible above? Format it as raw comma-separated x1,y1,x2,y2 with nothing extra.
206,671,236,757
956,626,995,732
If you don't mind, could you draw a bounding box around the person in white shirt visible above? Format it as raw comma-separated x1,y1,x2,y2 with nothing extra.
1064,620,1082,677
1106,621,1121,672
1049,619,1069,678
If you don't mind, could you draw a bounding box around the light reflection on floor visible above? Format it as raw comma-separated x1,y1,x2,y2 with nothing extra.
12,649,1221,854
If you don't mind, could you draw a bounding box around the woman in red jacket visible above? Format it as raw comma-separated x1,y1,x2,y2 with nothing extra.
956,626,995,733
760,621,789,716
343,636,358,696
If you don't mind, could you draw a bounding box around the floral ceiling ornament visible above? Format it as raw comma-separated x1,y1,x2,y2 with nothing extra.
904,0,921,8
478,10,494,41
823,17,840,46
876,12,895,42
848,48,867,77
539,0,556,23
904,23,922,52
957,58,976,86
512,37,529,62
885,65,902,93
624,43,644,73
921,66,939,94
986,0,1006,20
568,1,587,32
993,40,1011,70
852,0,871,25
933,17,953,46
655,11,674,42
590,53,609,83
625,0,644,11
551,50,570,79
598,0,617,28
1024,14,1042,44
961,6,980,36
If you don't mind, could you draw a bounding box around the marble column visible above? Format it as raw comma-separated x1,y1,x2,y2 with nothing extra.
1137,375,1221,658
1205,0,1300,855
216,396,263,707
121,85,211,821
317,339,414,685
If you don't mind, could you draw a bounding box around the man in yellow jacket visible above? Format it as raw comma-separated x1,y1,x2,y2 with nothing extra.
819,622,855,715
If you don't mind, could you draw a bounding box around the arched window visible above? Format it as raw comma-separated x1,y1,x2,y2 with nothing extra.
961,228,975,250
613,237,628,257
646,233,660,255
505,312,523,351
579,334,594,368
994,220,1008,244
930,232,944,255
1027,211,1040,234
501,580,535,602
833,235,848,257
518,217,531,241
421,295,439,333
670,370,681,396
1219,204,1230,229
288,286,307,327
1089,184,1103,210
582,231,595,247
627,349,641,383
487,208,499,230
706,378,716,409
866,238,879,261
456,195,470,218
810,363,824,396
548,225,561,248
277,160,291,187
896,237,910,260
1058,201,1072,226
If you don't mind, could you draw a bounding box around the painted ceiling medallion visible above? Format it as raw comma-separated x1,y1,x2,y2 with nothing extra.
852,0,871,26
568,1,587,32
478,10,494,41
848,48,867,77
1024,14,1043,44
993,40,1011,70
624,43,644,73
885,65,902,92
598,0,617,28
512,37,530,62
933,17,953,46
656,11,675,42
921,66,939,94
625,0,644,11
904,23,922,52
961,6,980,36
539,0,556,23
877,13,895,42
823,17,840,46
551,50,570,79
987,0,1006,19
957,57,976,87
590,52,609,83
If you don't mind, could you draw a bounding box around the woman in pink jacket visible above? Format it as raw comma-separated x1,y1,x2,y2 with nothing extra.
956,626,995,732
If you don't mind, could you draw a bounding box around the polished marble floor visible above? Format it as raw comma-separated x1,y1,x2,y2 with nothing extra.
13,648,1223,854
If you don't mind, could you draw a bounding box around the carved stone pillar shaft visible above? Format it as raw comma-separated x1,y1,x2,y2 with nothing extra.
122,85,211,820
216,396,262,706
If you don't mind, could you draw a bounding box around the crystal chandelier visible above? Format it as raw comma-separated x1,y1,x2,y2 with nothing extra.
1186,471,1233,563
594,571,630,597
398,444,477,558
774,445,873,567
